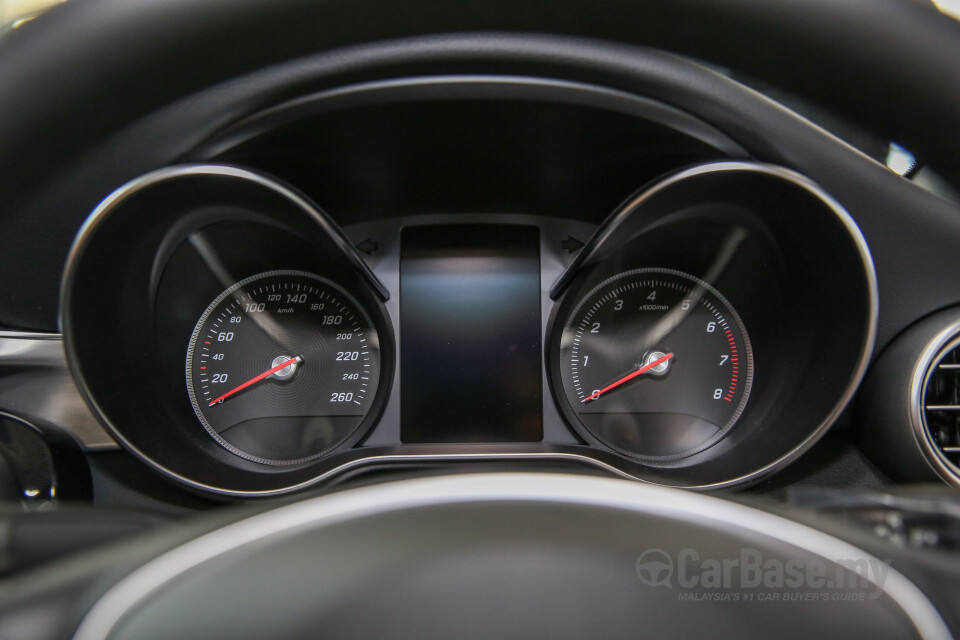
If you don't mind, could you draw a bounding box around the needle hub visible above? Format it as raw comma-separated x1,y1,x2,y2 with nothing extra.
644,350,672,376
270,355,300,379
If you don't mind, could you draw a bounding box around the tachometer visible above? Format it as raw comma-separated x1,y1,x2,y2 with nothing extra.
556,268,753,461
185,270,380,464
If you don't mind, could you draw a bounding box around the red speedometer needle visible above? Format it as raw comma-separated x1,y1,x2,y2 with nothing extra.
582,352,674,403
207,356,302,407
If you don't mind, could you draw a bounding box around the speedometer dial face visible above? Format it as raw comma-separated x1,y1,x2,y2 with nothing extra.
186,270,380,465
557,268,753,461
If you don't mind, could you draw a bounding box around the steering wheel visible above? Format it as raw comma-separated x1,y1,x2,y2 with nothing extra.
2,1,960,638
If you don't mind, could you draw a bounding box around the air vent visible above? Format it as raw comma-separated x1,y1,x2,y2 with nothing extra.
920,336,960,482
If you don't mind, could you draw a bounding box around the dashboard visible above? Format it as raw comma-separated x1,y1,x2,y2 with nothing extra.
2,2,960,636
0,25,958,505
0,65,870,498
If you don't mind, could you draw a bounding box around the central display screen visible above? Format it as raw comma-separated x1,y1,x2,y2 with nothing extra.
400,225,542,443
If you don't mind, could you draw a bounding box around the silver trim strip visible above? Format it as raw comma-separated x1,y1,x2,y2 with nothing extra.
0,330,63,341
0,332,65,366
76,446,646,499
73,473,951,640
910,320,960,487
0,333,116,449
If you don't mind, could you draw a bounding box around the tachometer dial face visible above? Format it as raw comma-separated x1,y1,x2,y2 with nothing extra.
557,268,753,460
185,270,380,464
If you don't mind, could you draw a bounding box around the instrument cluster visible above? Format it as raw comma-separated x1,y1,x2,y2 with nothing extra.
61,161,875,496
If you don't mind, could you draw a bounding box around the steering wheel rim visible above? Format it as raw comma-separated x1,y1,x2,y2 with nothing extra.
67,473,952,639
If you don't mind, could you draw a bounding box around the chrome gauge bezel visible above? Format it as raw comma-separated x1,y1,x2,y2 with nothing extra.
61,164,395,496
545,161,877,487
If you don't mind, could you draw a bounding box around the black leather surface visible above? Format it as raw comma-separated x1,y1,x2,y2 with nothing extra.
2,0,958,194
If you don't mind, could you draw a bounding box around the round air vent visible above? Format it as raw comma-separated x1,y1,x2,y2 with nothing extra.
918,334,960,485
858,309,960,486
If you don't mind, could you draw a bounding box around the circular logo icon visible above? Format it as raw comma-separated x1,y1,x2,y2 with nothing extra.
636,548,674,588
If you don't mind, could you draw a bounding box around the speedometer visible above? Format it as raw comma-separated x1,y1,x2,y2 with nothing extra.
185,270,381,464
556,268,753,461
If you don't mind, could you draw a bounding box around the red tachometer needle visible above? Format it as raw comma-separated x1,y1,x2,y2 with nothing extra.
207,356,302,407
582,352,674,403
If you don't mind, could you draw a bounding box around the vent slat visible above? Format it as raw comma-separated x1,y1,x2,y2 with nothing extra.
923,341,960,479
